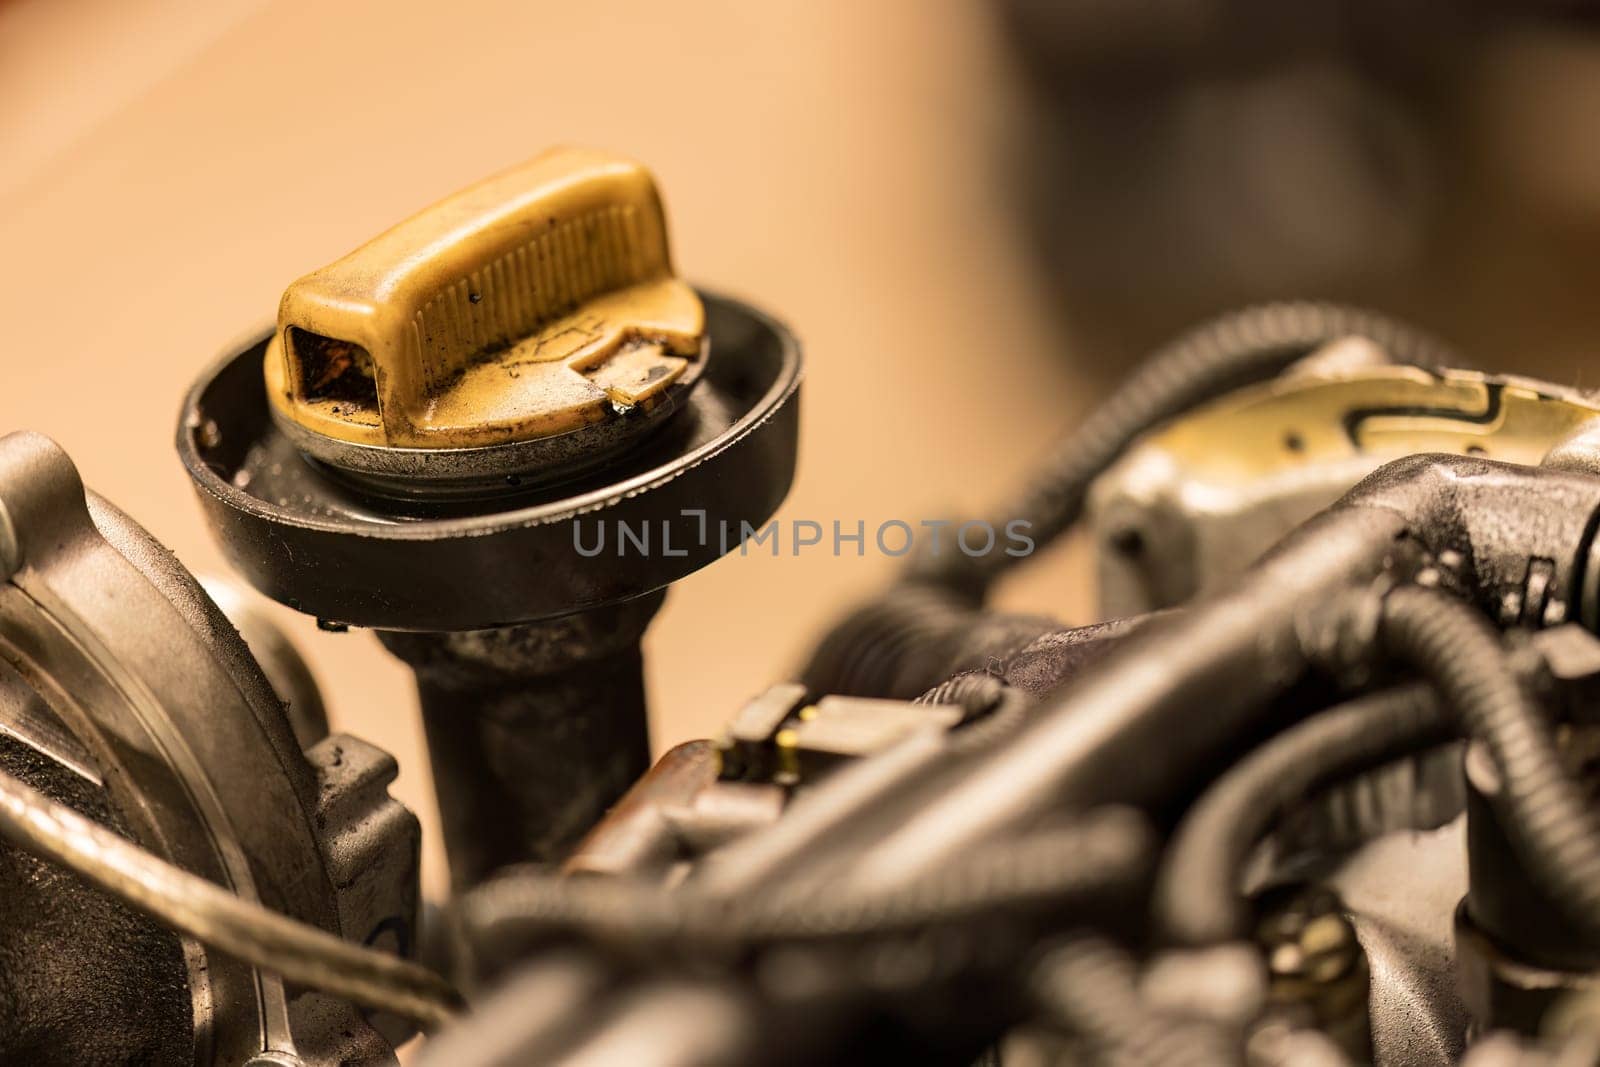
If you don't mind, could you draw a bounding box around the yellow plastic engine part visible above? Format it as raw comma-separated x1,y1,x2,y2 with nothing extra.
263,146,705,450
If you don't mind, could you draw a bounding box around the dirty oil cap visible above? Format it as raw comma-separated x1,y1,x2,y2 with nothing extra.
263,147,707,485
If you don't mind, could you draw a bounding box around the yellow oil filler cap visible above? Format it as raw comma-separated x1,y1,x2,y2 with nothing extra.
263,147,706,474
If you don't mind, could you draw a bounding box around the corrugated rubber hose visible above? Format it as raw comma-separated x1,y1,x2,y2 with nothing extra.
1153,683,1449,947
947,301,1461,593
1030,936,1243,1067
462,807,1152,950
804,302,1462,698
1380,584,1600,941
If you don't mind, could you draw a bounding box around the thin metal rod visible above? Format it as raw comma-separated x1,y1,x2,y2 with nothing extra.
0,762,462,1029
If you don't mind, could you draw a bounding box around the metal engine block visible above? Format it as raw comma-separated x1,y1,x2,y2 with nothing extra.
10,146,1600,1067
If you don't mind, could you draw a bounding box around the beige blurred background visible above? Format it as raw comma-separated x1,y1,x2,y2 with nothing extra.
5,0,1600,903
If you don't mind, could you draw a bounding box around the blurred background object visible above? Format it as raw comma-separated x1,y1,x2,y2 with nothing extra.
4,0,1600,903
997,0,1600,383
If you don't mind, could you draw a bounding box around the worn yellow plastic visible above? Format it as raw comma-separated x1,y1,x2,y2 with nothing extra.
263,147,705,449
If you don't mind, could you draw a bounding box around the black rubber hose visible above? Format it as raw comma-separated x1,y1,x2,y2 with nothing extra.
1380,585,1600,941
916,667,1010,710
802,303,1459,697
800,583,1056,699
461,807,1152,952
1154,684,1449,947
917,670,1036,750
1030,936,1244,1067
838,505,1413,893
930,301,1461,595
